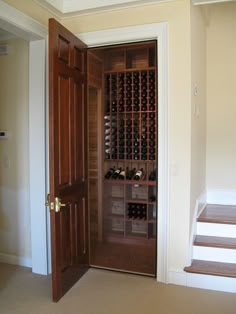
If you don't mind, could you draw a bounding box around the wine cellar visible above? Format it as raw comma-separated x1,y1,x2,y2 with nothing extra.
88,41,157,276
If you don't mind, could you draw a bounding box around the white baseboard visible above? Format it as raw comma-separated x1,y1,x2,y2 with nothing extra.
168,269,187,285
0,253,32,268
207,189,236,205
168,270,236,293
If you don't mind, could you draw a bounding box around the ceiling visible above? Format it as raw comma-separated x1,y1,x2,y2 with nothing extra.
35,0,174,16
34,0,236,17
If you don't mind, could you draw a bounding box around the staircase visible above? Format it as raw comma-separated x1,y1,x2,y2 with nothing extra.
184,204,236,292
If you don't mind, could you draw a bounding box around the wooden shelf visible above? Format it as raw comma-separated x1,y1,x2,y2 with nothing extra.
104,179,156,186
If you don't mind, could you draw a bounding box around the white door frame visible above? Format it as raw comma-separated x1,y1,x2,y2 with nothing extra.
79,23,169,283
0,0,169,282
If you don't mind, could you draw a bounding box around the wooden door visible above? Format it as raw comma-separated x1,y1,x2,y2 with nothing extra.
49,18,88,302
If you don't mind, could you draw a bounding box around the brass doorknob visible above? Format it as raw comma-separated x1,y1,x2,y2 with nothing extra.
55,197,66,212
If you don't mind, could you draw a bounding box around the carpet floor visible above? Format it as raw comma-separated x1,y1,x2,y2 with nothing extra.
0,263,235,314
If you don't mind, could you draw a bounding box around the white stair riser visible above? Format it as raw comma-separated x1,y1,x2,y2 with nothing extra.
193,246,236,263
186,272,236,293
197,222,236,238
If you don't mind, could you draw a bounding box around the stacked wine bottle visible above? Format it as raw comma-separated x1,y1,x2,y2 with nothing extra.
127,203,147,220
104,70,156,161
104,166,156,181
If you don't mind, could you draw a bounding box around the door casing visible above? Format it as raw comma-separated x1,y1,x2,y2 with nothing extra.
0,1,169,283
79,23,169,283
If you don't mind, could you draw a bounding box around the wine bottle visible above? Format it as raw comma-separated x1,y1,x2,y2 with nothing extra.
133,127,139,135
149,90,155,98
111,153,117,159
141,104,147,111
133,168,144,180
118,168,125,180
128,203,133,219
149,195,156,202
126,147,132,154
149,112,155,119
131,204,137,219
141,137,147,144
149,133,155,140
149,104,155,111
119,105,124,112
149,154,155,160
149,140,155,147
134,85,139,92
119,139,125,146
141,204,147,220
112,167,121,179
104,115,111,121
141,146,147,153
105,121,117,127
127,168,136,180
149,170,156,181
104,166,115,179
119,72,124,79
149,147,155,154
141,71,147,77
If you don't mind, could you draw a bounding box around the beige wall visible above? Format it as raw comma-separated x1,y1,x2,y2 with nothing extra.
190,5,206,227
206,2,236,191
0,38,30,262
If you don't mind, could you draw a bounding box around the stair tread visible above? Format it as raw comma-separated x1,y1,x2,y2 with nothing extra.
184,259,236,278
198,204,236,224
194,235,236,249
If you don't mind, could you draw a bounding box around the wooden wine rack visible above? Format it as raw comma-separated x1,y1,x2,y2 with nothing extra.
103,42,157,246
88,41,157,276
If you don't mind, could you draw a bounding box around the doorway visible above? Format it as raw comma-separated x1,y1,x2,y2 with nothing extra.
88,42,157,275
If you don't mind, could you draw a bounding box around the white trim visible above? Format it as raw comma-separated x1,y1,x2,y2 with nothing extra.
0,253,32,268
79,22,169,283
0,0,47,40
168,269,187,286
168,269,236,293
207,189,236,205
29,40,48,275
187,190,207,266
35,0,175,18
193,0,233,5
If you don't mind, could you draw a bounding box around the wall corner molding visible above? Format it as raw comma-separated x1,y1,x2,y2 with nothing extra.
0,0,47,40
